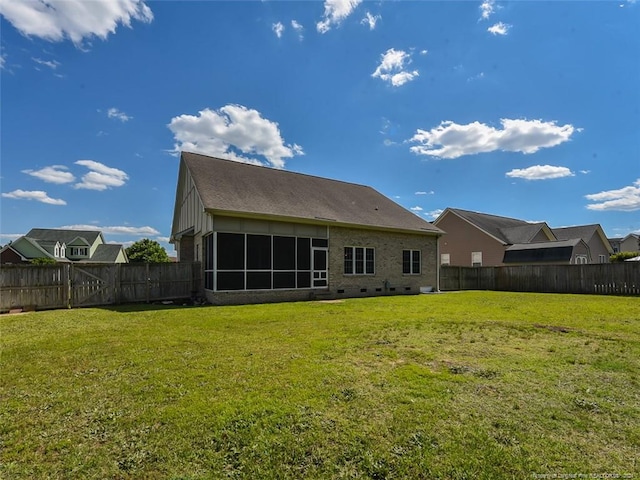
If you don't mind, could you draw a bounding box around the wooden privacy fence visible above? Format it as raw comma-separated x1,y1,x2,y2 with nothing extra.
440,263,640,295
0,262,202,312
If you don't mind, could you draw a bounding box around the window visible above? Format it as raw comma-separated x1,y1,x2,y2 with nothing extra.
69,247,89,257
599,255,606,264
206,232,323,291
471,251,482,267
441,253,450,266
575,255,588,265
403,250,421,274
344,247,375,275
54,243,60,258
60,244,66,258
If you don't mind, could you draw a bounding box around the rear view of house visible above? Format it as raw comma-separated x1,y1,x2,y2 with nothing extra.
170,152,443,305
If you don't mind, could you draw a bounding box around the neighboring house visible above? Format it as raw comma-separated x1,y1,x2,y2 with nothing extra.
503,239,590,265
434,208,556,267
619,233,640,253
551,225,613,264
0,229,128,264
170,152,443,305
433,208,610,266
608,237,623,253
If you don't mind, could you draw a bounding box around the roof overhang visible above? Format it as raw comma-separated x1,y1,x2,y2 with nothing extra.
206,209,444,237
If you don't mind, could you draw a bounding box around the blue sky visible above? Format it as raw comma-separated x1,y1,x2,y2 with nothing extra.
1,0,639,255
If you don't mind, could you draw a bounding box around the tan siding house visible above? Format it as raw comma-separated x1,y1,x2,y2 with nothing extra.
170,152,443,305
434,208,611,266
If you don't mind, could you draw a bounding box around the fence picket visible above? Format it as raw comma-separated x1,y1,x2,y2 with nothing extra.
440,263,639,295
1,262,201,312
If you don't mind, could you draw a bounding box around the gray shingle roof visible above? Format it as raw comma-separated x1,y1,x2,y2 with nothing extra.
26,228,102,245
181,152,443,234
551,225,599,242
84,244,126,263
443,208,548,244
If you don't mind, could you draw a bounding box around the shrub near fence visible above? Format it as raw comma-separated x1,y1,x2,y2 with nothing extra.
440,263,640,295
0,262,201,312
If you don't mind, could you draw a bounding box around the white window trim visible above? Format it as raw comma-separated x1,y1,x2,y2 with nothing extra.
471,251,482,267
441,253,450,266
344,246,375,275
403,249,421,275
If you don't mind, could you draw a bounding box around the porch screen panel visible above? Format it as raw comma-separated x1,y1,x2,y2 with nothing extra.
216,272,244,290
217,233,244,270
247,234,271,270
274,236,296,270
297,238,311,270
204,234,214,290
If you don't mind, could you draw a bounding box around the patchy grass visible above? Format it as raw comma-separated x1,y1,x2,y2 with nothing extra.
1,292,639,479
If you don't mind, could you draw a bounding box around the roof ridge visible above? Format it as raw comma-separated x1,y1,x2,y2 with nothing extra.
181,151,376,191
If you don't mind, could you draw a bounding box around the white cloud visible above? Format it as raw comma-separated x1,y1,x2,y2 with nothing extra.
0,233,24,242
32,57,60,70
0,51,6,70
74,160,129,190
291,20,304,39
0,0,153,46
107,107,132,122
425,209,444,220
372,48,419,87
488,22,511,35
361,12,380,30
410,118,578,159
60,224,160,235
585,179,640,211
22,165,76,184
317,0,362,34
2,189,66,205
410,206,423,211
480,0,495,19
272,21,284,38
506,165,574,180
415,191,435,195
168,104,304,169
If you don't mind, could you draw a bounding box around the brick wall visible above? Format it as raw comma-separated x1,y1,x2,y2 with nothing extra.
328,227,439,298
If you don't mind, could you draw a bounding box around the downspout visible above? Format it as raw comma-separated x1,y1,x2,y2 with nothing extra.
436,233,441,292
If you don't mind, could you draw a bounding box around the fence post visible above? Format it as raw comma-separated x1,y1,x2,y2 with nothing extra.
63,264,71,309
115,263,121,305
145,263,150,303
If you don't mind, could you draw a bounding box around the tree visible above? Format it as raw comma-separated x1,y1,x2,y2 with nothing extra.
30,257,57,265
126,239,171,263
610,251,640,263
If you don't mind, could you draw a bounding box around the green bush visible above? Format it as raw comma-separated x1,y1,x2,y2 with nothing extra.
610,251,640,262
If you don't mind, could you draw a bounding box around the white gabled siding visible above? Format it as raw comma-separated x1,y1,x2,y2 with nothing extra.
173,163,208,237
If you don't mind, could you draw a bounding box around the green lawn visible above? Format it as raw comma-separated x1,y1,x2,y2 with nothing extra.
1,292,639,479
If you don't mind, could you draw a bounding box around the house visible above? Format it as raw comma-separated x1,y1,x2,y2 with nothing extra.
551,225,613,264
0,229,128,264
170,152,443,305
619,233,640,253
433,208,611,266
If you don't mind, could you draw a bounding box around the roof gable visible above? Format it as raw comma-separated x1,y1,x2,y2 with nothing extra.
26,228,103,247
179,152,442,234
435,208,537,244
551,224,613,254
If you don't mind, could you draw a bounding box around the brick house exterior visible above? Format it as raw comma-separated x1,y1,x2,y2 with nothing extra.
170,152,442,305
